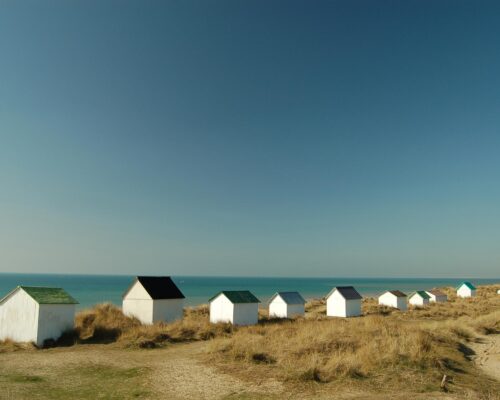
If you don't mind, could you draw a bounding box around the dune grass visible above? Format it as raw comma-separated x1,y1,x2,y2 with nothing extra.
0,339,37,354
206,285,500,397
57,302,234,348
209,314,485,387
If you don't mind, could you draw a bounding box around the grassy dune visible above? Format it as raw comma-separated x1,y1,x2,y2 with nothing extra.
210,310,499,394
0,284,499,399
61,303,233,347
208,285,500,397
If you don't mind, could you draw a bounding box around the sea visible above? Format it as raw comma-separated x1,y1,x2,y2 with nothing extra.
0,273,498,310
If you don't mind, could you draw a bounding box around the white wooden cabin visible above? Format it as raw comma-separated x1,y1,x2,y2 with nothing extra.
425,289,448,303
408,291,430,306
268,291,306,318
378,290,407,311
456,282,476,298
209,290,260,325
326,286,362,317
122,276,185,324
0,286,78,347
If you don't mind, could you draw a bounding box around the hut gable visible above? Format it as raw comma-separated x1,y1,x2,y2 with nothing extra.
0,286,37,308
0,287,32,306
124,279,152,300
427,289,446,297
457,282,476,291
412,291,431,300
269,292,306,305
326,286,362,300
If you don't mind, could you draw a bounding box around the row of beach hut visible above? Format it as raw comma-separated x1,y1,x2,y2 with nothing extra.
0,277,481,346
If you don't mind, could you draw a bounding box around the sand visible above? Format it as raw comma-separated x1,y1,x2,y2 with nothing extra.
471,334,500,381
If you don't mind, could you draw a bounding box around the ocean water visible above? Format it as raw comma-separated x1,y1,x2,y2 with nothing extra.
0,273,498,309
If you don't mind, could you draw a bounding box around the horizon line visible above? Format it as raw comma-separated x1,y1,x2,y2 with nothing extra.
0,271,498,281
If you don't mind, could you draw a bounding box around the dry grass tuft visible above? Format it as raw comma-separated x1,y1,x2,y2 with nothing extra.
0,339,37,353
67,303,140,344
118,306,233,348
469,310,500,335
304,298,326,318
58,303,233,348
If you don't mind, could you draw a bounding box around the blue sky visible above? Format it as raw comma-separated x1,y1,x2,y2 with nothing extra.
1,0,499,277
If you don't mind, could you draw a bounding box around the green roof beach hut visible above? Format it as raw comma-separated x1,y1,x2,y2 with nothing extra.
209,290,260,325
0,286,78,347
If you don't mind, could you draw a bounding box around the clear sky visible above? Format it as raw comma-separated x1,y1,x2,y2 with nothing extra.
1,0,499,277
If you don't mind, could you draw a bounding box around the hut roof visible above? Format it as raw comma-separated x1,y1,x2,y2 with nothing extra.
0,286,78,305
269,291,306,305
326,286,362,300
209,290,260,304
411,291,431,299
124,276,185,300
386,290,407,297
457,282,476,290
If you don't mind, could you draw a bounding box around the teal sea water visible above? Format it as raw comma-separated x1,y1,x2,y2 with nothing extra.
0,274,498,309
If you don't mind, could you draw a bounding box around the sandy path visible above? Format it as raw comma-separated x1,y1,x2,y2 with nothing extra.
146,341,283,399
471,334,500,381
0,342,284,400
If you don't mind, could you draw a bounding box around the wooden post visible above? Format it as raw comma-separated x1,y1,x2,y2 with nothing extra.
440,374,448,391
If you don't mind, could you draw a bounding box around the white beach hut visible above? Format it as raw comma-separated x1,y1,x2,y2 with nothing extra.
425,289,448,303
122,276,185,324
378,290,407,311
408,291,430,306
0,286,78,347
456,282,476,298
268,291,306,318
326,286,362,317
497,289,500,295
209,290,260,325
